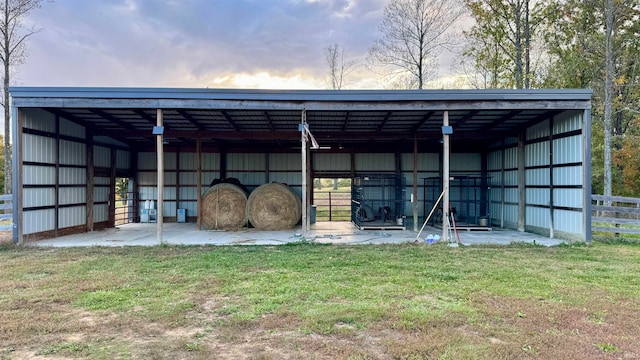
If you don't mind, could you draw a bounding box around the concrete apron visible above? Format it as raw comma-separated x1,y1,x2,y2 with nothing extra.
27,222,564,248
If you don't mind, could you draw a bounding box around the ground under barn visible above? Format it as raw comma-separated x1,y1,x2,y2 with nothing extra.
26,222,563,247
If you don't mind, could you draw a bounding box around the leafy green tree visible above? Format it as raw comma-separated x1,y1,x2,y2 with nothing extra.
463,0,546,89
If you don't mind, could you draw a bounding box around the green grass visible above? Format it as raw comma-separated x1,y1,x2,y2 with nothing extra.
1,242,639,359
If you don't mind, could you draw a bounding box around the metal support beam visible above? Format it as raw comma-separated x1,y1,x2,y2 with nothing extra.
156,109,164,244
301,109,309,238
442,111,450,243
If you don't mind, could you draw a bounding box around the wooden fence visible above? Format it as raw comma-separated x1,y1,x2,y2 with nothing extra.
591,194,640,236
0,194,12,231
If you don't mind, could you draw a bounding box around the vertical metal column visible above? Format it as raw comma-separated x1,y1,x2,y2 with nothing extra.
157,109,164,244
442,111,450,242
301,109,308,238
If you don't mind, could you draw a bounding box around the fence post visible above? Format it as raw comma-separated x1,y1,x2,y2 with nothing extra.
329,192,332,221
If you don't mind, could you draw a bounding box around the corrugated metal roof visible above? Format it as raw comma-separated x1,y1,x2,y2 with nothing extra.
10,86,592,153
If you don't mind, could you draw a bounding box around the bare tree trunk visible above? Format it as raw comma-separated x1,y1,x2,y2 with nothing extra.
514,0,523,89
3,0,10,194
603,0,614,202
524,0,530,89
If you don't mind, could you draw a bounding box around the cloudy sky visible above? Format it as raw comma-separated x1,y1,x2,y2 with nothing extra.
18,0,467,90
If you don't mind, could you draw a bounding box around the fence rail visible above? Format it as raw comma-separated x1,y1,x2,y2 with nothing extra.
0,194,13,231
591,194,640,236
314,191,351,221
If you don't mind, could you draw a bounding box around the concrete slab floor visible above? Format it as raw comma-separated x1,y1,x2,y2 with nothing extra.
27,221,565,247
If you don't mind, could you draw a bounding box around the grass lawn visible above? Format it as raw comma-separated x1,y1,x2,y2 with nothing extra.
1,241,639,359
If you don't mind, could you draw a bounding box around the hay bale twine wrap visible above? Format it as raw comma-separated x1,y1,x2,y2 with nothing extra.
246,183,301,230
201,183,248,230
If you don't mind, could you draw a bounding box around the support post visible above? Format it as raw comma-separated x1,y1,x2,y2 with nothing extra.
413,136,418,231
157,109,164,244
301,110,308,238
12,107,23,244
442,111,450,242
196,138,202,230
518,130,526,232
86,129,94,232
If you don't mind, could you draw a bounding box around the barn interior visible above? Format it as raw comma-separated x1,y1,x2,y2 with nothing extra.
9,88,593,243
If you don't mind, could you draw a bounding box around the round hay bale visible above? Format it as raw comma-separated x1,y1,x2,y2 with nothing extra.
246,183,301,230
201,183,248,230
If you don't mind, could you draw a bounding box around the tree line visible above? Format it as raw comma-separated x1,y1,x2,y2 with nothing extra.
330,0,640,198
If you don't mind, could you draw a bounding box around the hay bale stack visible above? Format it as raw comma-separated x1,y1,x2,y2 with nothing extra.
246,183,301,230
201,183,248,230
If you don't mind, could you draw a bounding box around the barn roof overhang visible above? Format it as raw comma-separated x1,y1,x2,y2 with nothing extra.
9,87,593,153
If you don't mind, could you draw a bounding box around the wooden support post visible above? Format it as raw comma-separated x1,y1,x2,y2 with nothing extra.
12,107,24,244
518,130,526,232
157,109,164,244
196,138,202,230
442,111,450,242
301,110,308,238
86,129,94,232
109,148,117,228
413,136,418,231
55,114,60,237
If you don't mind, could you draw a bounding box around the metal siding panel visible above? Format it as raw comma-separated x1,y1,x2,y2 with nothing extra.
94,136,129,147
59,117,85,138
487,151,502,171
355,153,394,171
59,167,85,185
553,135,582,164
269,172,300,184
526,141,549,167
163,201,176,217
527,206,550,228
116,149,130,170
270,153,301,171
23,209,55,234
554,110,582,134
554,209,582,234
94,186,110,202
24,165,56,185
201,153,220,170
164,172,177,186
526,168,550,186
94,146,111,168
138,171,156,186
23,188,55,207
59,187,86,205
526,188,549,206
23,108,55,132
228,153,265,171
94,176,111,185
504,188,518,203
23,133,56,163
59,140,86,166
202,172,220,186
526,119,550,140
553,166,582,186
179,172,197,186
59,206,86,228
164,187,177,200
554,188,582,208
94,204,109,222
138,152,157,170
451,153,481,172
504,170,517,186
504,204,518,224
179,152,196,170
179,187,197,200
139,187,157,200
314,153,350,171
226,171,265,186
504,147,517,168
164,152,177,170
401,153,439,171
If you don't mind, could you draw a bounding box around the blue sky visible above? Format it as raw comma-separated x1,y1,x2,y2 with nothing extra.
18,0,464,89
